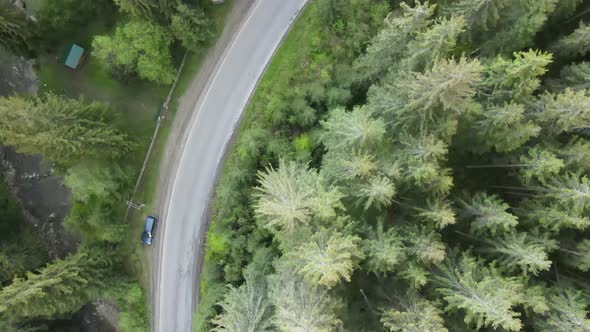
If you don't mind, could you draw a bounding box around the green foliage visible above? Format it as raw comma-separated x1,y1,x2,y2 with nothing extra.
473,102,540,153
0,0,31,55
532,88,590,135
459,192,518,235
268,262,342,332
554,21,590,57
571,240,590,272
363,222,405,273
0,94,135,166
92,20,175,84
113,0,157,19
117,283,148,332
0,251,112,320
433,251,524,331
170,3,213,51
484,232,556,275
291,228,363,288
519,147,564,184
64,160,128,202
533,286,590,331
212,268,273,332
380,291,447,332
254,160,342,234
320,106,386,150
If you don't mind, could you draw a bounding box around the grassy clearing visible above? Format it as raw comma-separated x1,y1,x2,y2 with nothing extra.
193,3,320,331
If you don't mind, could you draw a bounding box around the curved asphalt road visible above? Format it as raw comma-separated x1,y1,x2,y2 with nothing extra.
152,1,308,331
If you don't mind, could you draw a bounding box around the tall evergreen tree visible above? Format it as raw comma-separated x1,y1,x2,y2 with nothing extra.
268,263,342,332
0,251,111,320
353,0,435,84
483,232,556,275
0,94,135,165
533,286,590,332
532,88,590,135
362,222,405,274
254,160,343,233
478,50,552,104
473,102,540,153
459,192,519,235
554,21,590,57
291,229,363,288
0,0,30,55
380,291,448,332
368,56,482,137
402,16,465,72
433,251,524,331
320,106,386,151
212,268,274,332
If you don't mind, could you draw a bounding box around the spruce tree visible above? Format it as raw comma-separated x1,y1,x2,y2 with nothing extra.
484,232,556,275
363,222,406,274
473,102,540,153
291,229,363,288
320,106,386,151
433,251,524,331
402,16,465,72
459,192,518,235
0,94,135,165
353,0,435,84
380,291,448,332
212,268,273,332
0,0,30,55
268,263,342,332
533,286,590,332
519,147,564,184
0,252,111,320
532,88,590,135
478,50,552,104
554,21,590,57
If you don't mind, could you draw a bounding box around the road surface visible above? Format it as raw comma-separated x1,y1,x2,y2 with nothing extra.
152,1,308,331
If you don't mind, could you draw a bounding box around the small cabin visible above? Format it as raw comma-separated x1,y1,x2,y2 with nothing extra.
64,44,85,70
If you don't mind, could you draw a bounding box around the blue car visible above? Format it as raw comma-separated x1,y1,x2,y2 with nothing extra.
141,216,158,245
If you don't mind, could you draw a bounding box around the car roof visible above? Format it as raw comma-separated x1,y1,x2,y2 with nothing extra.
145,216,157,230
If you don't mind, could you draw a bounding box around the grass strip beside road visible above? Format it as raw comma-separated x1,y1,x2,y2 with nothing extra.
193,3,319,331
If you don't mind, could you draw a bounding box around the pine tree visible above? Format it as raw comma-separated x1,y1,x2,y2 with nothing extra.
113,0,157,19
542,173,590,212
212,268,274,332
254,160,343,233
554,21,590,57
558,139,590,172
570,240,590,272
553,62,590,90
0,0,30,55
363,222,406,274
64,160,128,202
484,232,556,275
355,175,396,210
320,106,386,151
479,50,552,104
473,102,540,153
519,147,564,184
321,150,377,181
433,251,524,331
481,0,558,54
533,286,590,332
353,0,435,84
532,88,590,135
402,225,446,265
416,196,457,229
268,263,342,332
291,229,363,288
368,56,482,136
524,201,590,231
380,291,448,332
439,0,509,37
0,94,135,165
403,16,465,72
459,192,518,235
0,251,111,320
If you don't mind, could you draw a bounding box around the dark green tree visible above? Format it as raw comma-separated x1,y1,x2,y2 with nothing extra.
0,0,30,55
0,94,135,165
170,3,213,51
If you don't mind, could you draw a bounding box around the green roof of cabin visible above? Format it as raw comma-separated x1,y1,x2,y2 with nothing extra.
64,44,84,69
